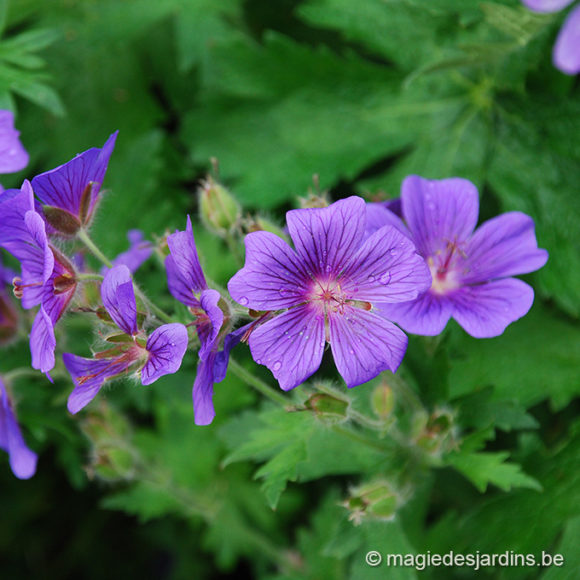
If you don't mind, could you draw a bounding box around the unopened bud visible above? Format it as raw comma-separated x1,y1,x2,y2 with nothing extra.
298,192,329,209
305,392,348,423
414,408,456,455
244,215,288,241
371,383,395,419
343,480,399,525
199,176,241,235
82,403,136,482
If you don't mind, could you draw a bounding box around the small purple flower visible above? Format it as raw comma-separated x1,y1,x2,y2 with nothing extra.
166,215,245,425
31,132,118,235
0,110,28,175
108,230,153,273
521,0,580,74
0,182,78,374
64,265,188,413
0,378,37,479
228,196,431,391
370,176,548,338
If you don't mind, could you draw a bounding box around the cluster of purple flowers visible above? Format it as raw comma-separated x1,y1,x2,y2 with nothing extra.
0,114,548,480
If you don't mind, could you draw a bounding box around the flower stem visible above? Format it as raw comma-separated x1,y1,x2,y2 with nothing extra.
77,228,113,268
77,273,104,282
133,284,174,324
228,357,288,406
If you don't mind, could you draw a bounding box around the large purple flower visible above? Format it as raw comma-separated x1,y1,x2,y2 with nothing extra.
370,176,548,338
31,132,117,235
64,265,188,413
228,196,431,391
165,216,246,425
0,378,37,479
0,181,78,374
0,110,28,175
521,0,580,74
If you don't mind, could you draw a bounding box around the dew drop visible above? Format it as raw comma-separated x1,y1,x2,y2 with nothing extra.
319,340,325,348
368,275,376,283
255,358,262,364
380,272,392,285
325,264,332,273
273,361,282,371
349,349,354,355
279,288,289,297
239,296,249,306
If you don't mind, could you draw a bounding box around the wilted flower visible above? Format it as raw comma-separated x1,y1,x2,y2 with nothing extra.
31,132,118,235
166,216,247,425
228,196,431,391
369,176,548,338
521,0,580,74
0,378,37,479
64,265,188,413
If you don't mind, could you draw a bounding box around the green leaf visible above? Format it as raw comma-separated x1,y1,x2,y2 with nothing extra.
488,96,580,316
448,305,580,411
223,407,316,508
447,450,542,493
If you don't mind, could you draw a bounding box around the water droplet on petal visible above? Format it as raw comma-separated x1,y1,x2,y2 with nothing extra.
349,348,354,355
279,288,289,297
380,272,392,285
273,361,282,371
239,296,249,306
325,264,332,273
368,275,376,283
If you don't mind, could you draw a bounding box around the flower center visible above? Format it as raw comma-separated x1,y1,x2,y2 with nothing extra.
427,240,466,295
309,278,348,314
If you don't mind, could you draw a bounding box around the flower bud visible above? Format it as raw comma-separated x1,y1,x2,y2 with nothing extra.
414,408,456,456
305,392,348,423
297,192,329,209
199,176,241,235
243,215,288,241
371,383,395,420
81,403,136,482
343,480,400,525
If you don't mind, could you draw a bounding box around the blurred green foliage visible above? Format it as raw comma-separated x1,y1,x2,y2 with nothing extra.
1,0,580,578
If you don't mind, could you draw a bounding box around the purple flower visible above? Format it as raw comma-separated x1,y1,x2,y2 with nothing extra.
0,110,28,175
521,0,580,74
166,215,244,425
228,196,431,391
64,265,188,413
108,230,153,273
0,182,78,374
0,378,37,479
370,176,548,338
31,132,118,235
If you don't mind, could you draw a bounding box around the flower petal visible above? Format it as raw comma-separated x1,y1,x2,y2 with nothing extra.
365,201,408,237
192,352,217,426
553,3,580,75
228,231,309,310
401,176,479,257
0,182,34,251
249,305,325,391
107,229,152,274
328,306,408,387
0,110,29,174
31,132,117,219
30,308,56,374
450,278,535,338
340,225,431,302
520,0,574,13
213,321,255,383
376,292,454,336
141,323,189,385
463,212,548,284
165,254,200,308
63,353,126,413
101,265,137,335
197,289,223,359
166,215,207,293
0,379,37,479
286,196,366,278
